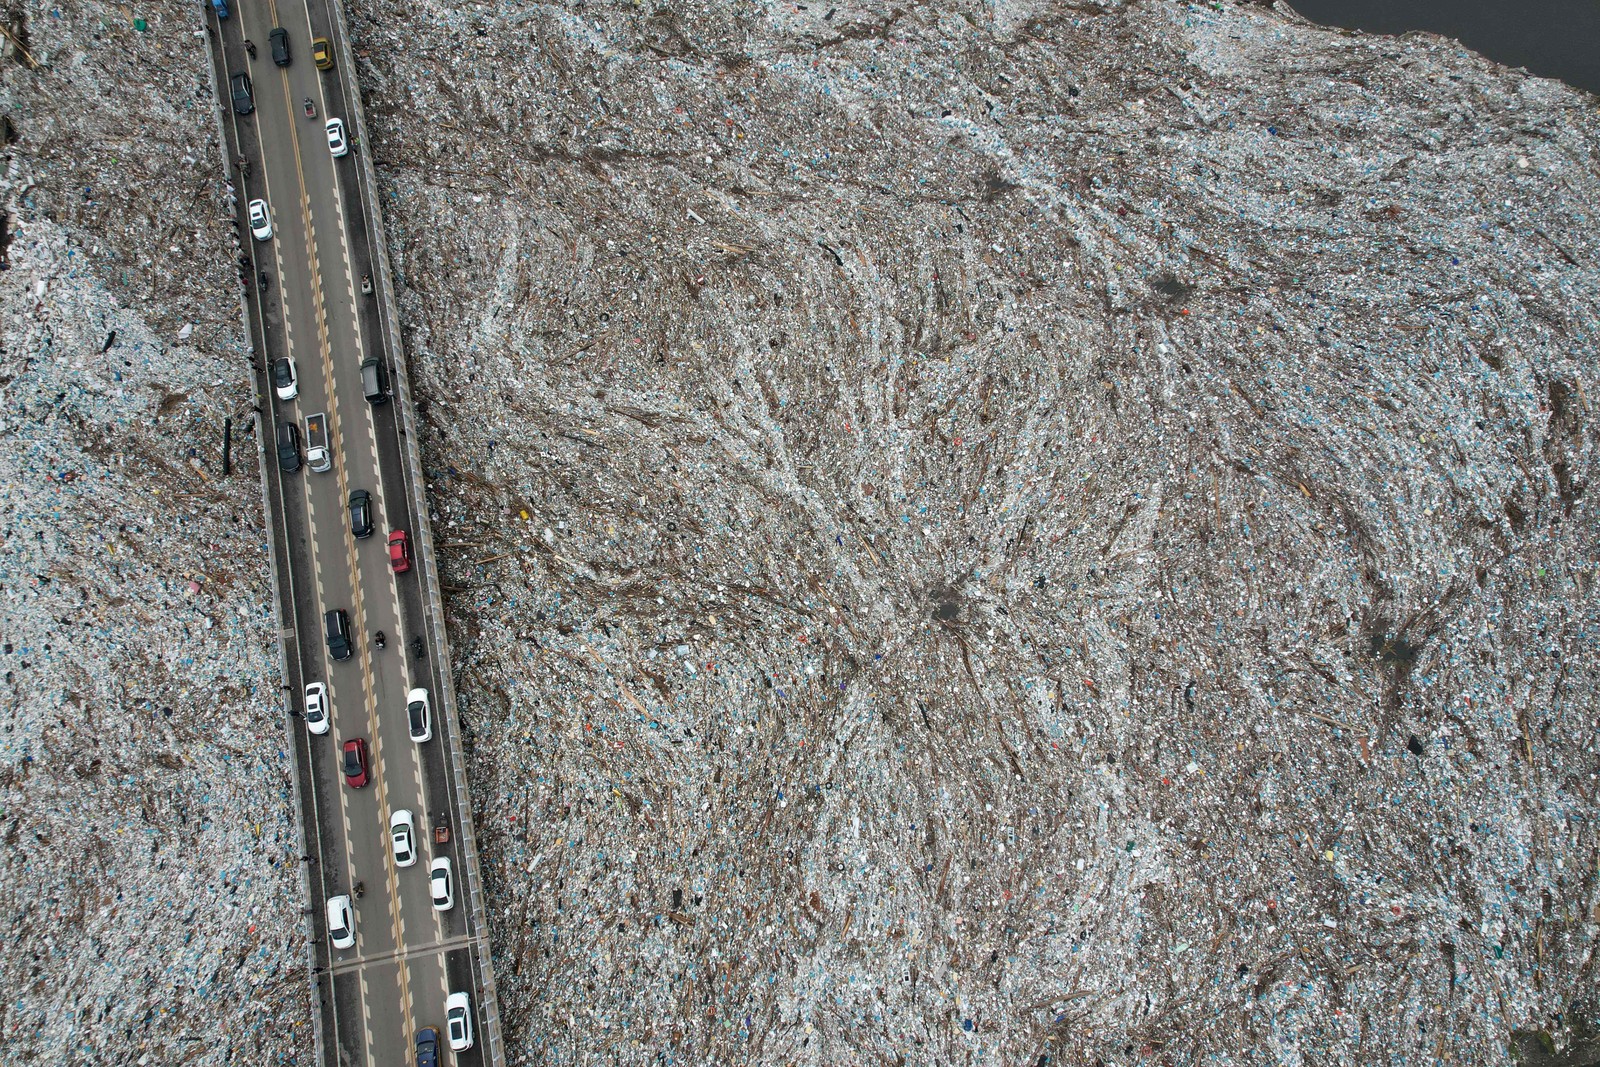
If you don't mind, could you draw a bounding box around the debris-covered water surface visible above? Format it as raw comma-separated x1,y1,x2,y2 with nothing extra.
0,0,1596,1062
351,0,1599,1062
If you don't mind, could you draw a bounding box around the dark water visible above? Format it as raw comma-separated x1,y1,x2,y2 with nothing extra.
1286,0,1600,96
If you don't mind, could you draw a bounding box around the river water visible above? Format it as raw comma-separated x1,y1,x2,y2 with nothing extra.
1286,0,1600,96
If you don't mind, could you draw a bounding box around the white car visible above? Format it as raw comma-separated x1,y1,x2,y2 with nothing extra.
406,687,432,743
429,856,453,911
273,356,298,401
303,681,329,736
325,117,348,158
389,809,416,867
445,991,474,1051
248,198,272,241
326,894,355,950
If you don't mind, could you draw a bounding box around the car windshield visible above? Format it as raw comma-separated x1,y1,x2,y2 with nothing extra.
274,361,290,383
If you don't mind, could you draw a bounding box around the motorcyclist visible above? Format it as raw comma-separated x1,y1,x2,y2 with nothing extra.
374,630,386,649
258,271,269,292
244,39,256,58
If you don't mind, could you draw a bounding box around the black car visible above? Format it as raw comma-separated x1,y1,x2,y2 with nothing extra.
230,71,253,115
348,490,373,539
269,27,291,66
324,609,352,661
276,422,301,472
415,1026,439,1067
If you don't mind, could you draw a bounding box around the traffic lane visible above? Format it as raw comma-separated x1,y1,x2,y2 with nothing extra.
300,0,374,283
362,408,458,935
340,539,424,1061
293,120,429,1063
354,944,450,1064
331,968,366,1065
260,381,350,1066
367,640,444,952
265,379,351,1067
241,21,345,407
444,946,487,1066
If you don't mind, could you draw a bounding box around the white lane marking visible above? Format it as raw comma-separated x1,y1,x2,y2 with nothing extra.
357,965,375,1067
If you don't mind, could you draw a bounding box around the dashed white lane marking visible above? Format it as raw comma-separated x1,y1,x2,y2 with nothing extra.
358,965,374,1067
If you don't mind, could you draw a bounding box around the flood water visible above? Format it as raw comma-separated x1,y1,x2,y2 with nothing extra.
1286,0,1600,96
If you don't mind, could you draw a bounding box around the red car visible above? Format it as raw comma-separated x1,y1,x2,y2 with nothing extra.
387,529,411,573
341,738,370,788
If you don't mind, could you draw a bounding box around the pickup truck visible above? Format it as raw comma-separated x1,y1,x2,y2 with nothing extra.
305,412,331,473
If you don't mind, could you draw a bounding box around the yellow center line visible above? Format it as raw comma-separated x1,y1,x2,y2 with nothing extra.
269,22,415,1060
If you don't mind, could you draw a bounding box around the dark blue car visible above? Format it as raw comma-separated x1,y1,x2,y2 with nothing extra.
415,1026,439,1067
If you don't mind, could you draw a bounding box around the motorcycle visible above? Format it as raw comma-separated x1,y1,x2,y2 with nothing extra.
258,271,270,294
360,273,373,296
304,97,316,119
374,630,386,650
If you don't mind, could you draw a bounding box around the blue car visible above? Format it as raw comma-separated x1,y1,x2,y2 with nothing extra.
415,1026,439,1067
